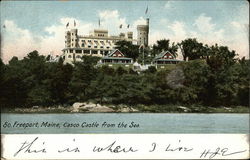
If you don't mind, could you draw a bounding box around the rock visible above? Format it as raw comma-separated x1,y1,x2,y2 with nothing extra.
131,108,139,112
32,106,39,109
120,107,131,112
83,103,97,109
118,107,139,112
88,106,114,112
72,102,86,108
72,102,87,112
166,67,185,89
177,106,190,112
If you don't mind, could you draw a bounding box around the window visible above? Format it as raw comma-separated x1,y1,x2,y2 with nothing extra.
76,55,81,59
94,46,97,48
68,55,72,58
82,44,85,47
107,47,110,49
76,50,82,53
88,45,91,48
84,50,90,54
70,50,73,53
92,50,98,54
88,40,91,42
100,46,103,48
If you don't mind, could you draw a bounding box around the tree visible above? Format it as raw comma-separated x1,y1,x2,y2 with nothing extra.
178,38,208,61
235,58,249,106
116,66,127,75
69,56,98,101
145,66,157,74
152,39,178,57
88,74,113,104
206,44,237,70
115,40,140,60
44,58,74,105
181,60,210,104
205,44,238,106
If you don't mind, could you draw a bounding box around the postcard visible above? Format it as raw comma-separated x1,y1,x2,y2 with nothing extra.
1,0,249,159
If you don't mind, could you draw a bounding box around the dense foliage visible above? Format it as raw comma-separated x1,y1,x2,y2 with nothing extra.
0,40,249,109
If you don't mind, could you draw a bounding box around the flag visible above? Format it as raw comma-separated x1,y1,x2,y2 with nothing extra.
127,24,130,28
3,24,6,28
119,24,122,29
66,22,69,28
74,20,76,27
145,6,148,14
98,18,101,27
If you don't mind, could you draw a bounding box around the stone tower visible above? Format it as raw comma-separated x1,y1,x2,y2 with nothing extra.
65,29,79,48
137,18,149,47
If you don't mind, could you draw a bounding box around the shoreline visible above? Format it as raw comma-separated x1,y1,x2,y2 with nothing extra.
1,103,249,114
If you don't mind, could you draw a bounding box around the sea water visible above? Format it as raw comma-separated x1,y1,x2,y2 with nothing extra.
1,113,249,134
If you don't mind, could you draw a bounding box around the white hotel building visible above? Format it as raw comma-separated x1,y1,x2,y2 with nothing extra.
61,19,149,64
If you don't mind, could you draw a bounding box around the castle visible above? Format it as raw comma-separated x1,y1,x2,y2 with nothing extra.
62,18,149,64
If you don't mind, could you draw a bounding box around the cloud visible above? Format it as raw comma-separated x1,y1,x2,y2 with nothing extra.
231,21,242,29
194,13,215,33
1,10,133,63
132,17,146,26
164,1,174,9
152,14,248,59
1,20,41,63
168,21,187,40
98,10,129,36
1,10,248,63
39,17,94,55
1,18,95,63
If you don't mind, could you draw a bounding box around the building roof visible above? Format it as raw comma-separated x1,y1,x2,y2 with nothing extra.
153,51,182,62
107,49,124,57
102,49,132,60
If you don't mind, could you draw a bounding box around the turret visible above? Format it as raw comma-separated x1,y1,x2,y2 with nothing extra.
70,29,78,48
137,18,149,47
65,31,71,48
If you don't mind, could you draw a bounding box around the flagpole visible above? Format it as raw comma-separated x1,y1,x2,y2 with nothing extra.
143,46,144,66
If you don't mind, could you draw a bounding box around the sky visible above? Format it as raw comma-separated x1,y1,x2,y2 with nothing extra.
0,0,249,63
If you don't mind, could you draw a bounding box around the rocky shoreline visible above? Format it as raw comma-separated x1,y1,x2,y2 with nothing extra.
6,102,139,113
2,102,249,113
71,102,139,113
